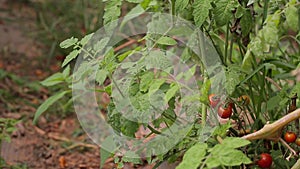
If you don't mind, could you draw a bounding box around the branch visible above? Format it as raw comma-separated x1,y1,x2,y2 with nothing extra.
292,158,300,169
242,108,300,141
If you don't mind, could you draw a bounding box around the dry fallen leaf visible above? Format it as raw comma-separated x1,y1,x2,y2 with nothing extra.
59,156,66,168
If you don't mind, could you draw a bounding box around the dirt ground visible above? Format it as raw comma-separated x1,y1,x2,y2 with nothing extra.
0,0,104,168
0,1,131,168
0,0,178,168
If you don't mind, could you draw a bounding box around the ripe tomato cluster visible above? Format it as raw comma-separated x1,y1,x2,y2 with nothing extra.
284,131,300,146
208,94,233,119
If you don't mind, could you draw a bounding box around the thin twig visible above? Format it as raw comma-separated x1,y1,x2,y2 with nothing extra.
47,132,99,150
279,137,297,157
114,39,137,52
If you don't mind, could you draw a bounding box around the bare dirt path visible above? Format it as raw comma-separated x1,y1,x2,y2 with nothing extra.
0,1,105,168
0,1,176,168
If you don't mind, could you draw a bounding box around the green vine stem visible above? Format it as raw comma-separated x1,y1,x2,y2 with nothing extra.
201,75,208,127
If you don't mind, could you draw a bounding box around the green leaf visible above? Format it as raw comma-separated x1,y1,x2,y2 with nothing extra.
212,121,231,137
213,0,238,26
235,5,244,18
120,62,136,69
184,65,196,81
96,69,109,85
121,5,145,29
285,3,298,31
219,149,252,166
80,33,94,46
40,72,64,86
148,79,166,95
104,48,115,65
6,127,17,133
33,91,70,124
122,151,142,164
240,9,252,36
176,143,208,169
206,156,221,168
100,148,113,168
125,0,143,3
140,0,151,9
100,135,117,168
199,79,211,105
291,83,300,97
62,50,80,67
59,37,78,48
140,72,154,92
181,47,191,63
62,65,71,78
197,125,216,142
164,84,180,103
103,0,122,24
241,50,253,72
175,0,189,12
247,0,255,6
246,11,280,57
225,66,241,95
93,37,110,53
118,51,133,62
156,36,177,46
209,145,251,167
267,95,281,111
120,119,139,137
192,0,212,27
221,137,251,149
145,50,172,70
260,22,279,47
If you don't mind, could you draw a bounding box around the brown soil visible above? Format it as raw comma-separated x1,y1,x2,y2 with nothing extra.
0,1,176,168
0,0,106,168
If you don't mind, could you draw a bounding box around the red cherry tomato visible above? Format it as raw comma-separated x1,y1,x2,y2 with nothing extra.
217,102,233,119
295,138,300,146
257,153,272,168
208,94,220,108
284,131,297,143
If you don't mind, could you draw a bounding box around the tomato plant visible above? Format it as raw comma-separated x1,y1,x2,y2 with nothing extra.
284,131,297,143
34,0,300,168
257,153,272,168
